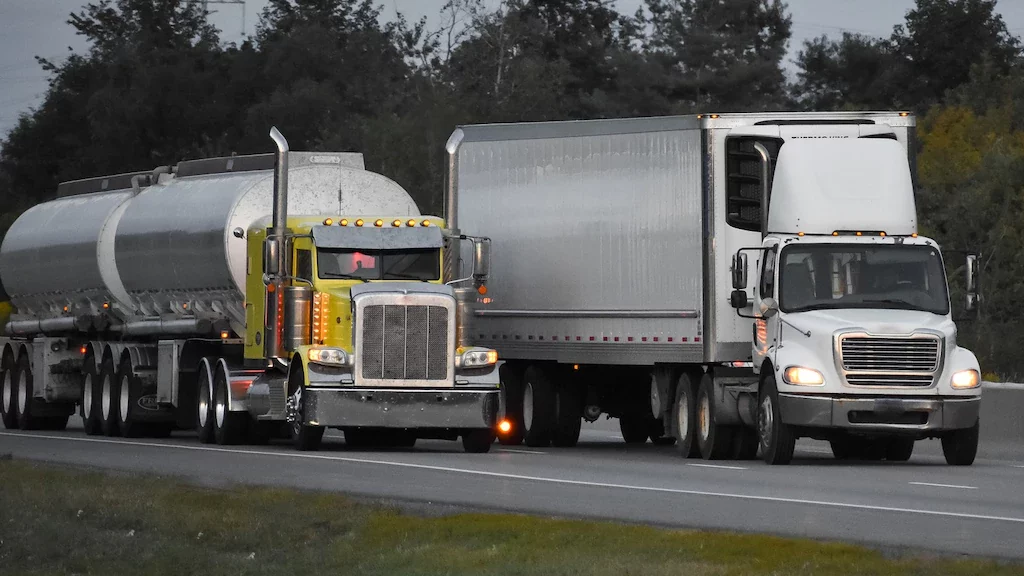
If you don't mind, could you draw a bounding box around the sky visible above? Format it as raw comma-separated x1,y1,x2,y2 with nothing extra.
1,0,1024,136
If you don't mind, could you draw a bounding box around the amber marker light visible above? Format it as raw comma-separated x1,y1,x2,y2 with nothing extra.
498,420,512,434
339,219,349,226
374,219,384,227
102,302,110,309
421,220,431,227
407,219,416,227
477,285,488,295
220,331,230,339
392,219,402,227
355,219,364,227
79,346,87,355
323,218,334,226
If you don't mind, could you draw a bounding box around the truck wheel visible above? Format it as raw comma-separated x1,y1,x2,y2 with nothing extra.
15,354,40,430
552,383,582,447
829,435,857,460
213,363,247,445
696,373,734,460
80,357,103,435
885,438,915,462
619,414,650,444
941,420,979,466
650,419,676,446
758,373,796,465
1,356,16,429
672,373,700,458
98,358,121,437
115,357,145,438
462,429,495,453
195,359,215,444
732,428,759,460
289,368,324,451
497,363,525,445
522,365,555,447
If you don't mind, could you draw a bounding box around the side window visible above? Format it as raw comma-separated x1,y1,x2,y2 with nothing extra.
295,249,313,282
726,137,783,232
760,248,776,298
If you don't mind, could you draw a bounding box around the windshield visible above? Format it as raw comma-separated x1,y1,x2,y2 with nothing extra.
778,244,949,315
317,248,440,281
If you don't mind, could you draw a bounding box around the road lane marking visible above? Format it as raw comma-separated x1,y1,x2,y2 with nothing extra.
909,482,978,490
687,463,747,470
4,431,1023,525
497,448,547,455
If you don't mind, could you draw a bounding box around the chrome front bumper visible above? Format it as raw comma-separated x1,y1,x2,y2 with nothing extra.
779,394,980,432
303,387,500,429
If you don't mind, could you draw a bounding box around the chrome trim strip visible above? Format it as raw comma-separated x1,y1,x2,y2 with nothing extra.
475,309,700,319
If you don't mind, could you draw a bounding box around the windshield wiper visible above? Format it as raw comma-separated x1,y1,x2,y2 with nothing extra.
319,272,370,283
861,298,936,313
786,303,841,313
382,270,432,282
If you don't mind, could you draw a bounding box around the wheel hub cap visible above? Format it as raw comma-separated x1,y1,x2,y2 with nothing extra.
83,374,93,418
215,382,226,428
699,395,710,442
758,396,773,446
17,370,28,413
2,371,11,411
676,394,688,440
101,374,111,418
198,378,209,428
120,376,130,422
650,376,660,419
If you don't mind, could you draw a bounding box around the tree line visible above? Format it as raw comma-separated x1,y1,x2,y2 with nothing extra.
1,0,1023,377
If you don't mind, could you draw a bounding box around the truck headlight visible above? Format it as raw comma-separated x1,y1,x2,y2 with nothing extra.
783,366,824,386
457,348,498,369
951,369,980,389
308,347,349,366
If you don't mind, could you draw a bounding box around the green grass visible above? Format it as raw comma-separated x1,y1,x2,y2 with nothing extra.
0,458,1021,575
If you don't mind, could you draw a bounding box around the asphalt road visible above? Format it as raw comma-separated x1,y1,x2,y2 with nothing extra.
2,419,1024,560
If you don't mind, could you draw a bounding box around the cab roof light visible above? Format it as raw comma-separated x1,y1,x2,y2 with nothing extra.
374,219,384,227
392,219,402,227
407,219,416,227
421,220,431,227
339,219,349,226
323,218,334,226
355,219,364,227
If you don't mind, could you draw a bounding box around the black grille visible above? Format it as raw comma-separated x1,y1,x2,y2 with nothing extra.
361,304,449,381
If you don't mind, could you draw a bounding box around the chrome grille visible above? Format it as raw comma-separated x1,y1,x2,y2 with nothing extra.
360,304,450,382
839,335,940,387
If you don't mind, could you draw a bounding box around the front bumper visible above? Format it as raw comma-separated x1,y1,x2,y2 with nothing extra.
779,394,979,432
303,387,499,429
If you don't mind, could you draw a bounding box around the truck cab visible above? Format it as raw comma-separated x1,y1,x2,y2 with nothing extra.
731,137,982,465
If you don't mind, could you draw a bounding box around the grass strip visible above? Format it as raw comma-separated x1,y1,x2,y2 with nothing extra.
0,458,1020,575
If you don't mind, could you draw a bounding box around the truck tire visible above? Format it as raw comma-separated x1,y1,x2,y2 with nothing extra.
80,357,103,435
619,414,650,444
195,359,215,444
732,428,759,460
672,372,700,458
941,420,979,466
885,438,915,462
115,357,145,438
289,367,324,451
98,357,121,437
213,363,247,445
522,365,555,447
829,435,857,460
1,355,16,429
696,373,733,460
15,354,41,430
462,429,495,453
497,363,525,445
758,373,796,465
552,383,583,447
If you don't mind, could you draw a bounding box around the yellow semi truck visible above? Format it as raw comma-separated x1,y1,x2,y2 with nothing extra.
0,128,501,452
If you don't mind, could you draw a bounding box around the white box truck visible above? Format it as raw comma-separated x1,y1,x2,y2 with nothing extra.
449,112,983,465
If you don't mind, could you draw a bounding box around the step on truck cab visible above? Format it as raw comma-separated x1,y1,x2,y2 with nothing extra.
0,128,501,452
450,111,981,464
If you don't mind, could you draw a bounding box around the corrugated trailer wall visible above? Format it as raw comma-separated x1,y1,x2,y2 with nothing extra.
453,119,705,365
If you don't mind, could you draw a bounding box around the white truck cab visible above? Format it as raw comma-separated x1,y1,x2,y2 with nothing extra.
731,137,982,465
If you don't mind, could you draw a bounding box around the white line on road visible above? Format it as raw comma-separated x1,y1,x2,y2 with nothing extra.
909,482,978,490
3,431,1021,525
497,448,547,455
686,463,747,470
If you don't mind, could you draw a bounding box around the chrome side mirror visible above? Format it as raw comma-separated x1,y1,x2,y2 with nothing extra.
264,237,281,277
731,252,748,290
965,253,980,312
760,297,779,319
473,238,491,280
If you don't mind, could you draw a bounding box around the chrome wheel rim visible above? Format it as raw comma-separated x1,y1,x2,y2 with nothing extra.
17,369,28,413
119,375,130,422
2,370,12,411
698,393,710,443
198,374,210,428
523,382,534,431
101,373,111,419
215,379,226,428
83,373,93,419
758,395,773,447
676,392,688,442
650,376,660,419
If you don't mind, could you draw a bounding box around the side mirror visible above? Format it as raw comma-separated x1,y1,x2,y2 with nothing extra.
731,252,748,290
760,297,779,319
264,237,281,277
965,253,980,312
472,238,491,280
730,289,748,309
